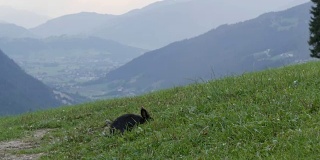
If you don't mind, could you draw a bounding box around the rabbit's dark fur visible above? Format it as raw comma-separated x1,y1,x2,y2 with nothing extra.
110,107,151,134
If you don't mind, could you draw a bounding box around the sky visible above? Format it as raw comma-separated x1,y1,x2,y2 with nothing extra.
0,0,162,18
0,0,311,18
0,0,310,28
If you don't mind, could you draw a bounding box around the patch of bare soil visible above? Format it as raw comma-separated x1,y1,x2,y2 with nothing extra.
0,129,51,160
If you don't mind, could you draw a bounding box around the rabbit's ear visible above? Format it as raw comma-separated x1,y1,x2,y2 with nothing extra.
141,107,150,119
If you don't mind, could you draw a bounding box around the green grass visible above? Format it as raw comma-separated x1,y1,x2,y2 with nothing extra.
1,61,320,159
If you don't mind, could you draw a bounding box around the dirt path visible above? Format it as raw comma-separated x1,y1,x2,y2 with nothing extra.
0,129,51,160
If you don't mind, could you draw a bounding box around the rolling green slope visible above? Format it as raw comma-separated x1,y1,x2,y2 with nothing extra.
0,61,320,159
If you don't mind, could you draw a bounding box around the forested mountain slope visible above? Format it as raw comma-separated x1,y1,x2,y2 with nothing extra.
0,50,62,115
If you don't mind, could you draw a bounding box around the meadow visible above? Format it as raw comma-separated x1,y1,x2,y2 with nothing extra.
1,61,320,159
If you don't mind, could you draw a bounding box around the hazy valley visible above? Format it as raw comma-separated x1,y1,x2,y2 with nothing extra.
0,36,146,99
0,0,313,110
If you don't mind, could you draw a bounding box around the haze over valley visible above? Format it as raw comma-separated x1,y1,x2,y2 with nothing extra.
0,0,312,113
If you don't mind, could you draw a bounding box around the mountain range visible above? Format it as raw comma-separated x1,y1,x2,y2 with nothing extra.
0,49,62,115
30,0,309,49
0,0,313,102
0,23,35,38
30,12,115,38
82,2,312,98
0,6,49,28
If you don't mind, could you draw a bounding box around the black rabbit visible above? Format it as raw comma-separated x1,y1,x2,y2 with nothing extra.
110,107,152,134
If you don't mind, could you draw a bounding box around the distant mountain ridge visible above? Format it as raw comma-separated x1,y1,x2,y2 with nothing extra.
0,23,35,38
0,6,49,28
30,0,309,49
30,12,115,38
0,49,62,115
83,2,312,98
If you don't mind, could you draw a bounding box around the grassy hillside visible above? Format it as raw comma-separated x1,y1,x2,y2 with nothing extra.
1,61,320,159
